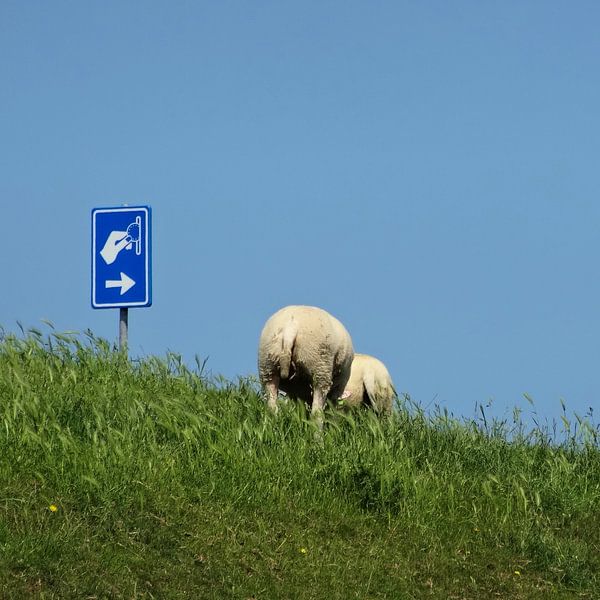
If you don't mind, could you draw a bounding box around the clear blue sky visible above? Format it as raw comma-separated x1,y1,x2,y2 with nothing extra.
1,2,599,424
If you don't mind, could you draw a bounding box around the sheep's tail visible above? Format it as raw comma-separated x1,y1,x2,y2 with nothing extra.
363,371,395,413
279,320,297,380
363,370,378,406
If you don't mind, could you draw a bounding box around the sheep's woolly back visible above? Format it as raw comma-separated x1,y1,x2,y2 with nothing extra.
342,353,396,414
258,305,354,404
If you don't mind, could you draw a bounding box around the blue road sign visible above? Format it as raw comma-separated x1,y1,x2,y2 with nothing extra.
92,206,152,308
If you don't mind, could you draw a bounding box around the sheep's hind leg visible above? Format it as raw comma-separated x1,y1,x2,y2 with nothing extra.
266,375,280,414
311,387,325,434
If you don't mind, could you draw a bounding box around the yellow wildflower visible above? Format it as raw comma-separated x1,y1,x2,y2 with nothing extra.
48,504,58,512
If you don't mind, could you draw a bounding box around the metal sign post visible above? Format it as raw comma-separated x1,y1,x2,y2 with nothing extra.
119,307,129,352
92,206,152,354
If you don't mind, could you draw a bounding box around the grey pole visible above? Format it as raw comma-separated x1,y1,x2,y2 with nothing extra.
119,307,128,354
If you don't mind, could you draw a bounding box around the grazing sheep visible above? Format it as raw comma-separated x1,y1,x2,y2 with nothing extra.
258,305,354,421
339,353,396,415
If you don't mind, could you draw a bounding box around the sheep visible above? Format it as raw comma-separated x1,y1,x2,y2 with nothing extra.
257,305,354,421
339,353,396,415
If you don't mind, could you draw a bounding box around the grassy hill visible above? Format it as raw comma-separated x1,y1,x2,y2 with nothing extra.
0,327,599,598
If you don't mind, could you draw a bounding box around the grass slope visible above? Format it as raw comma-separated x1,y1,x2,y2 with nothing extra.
0,327,599,598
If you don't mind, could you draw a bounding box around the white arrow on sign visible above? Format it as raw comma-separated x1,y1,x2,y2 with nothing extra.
105,272,136,295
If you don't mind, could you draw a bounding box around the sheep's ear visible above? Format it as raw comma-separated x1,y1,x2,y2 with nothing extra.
339,389,352,399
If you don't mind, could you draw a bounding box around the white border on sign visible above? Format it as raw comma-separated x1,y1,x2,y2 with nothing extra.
92,206,151,308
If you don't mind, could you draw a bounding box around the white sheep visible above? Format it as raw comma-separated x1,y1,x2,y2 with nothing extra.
339,353,396,415
258,305,354,421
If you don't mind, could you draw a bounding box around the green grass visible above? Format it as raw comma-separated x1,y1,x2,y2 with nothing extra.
0,326,599,598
